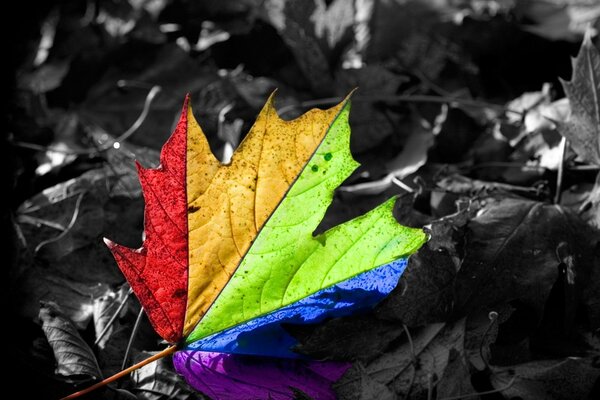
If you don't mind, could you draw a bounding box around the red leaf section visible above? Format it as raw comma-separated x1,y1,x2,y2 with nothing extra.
105,97,190,343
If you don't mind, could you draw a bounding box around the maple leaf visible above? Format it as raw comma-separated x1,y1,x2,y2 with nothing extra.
101,93,426,399
559,28,600,166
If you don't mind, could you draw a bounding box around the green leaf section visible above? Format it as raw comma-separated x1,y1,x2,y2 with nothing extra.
186,102,427,344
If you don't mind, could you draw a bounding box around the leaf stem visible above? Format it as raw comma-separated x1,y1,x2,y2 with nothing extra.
121,307,144,370
555,137,567,204
12,84,161,155
34,192,86,254
403,324,417,399
59,345,177,400
479,311,498,371
94,288,133,346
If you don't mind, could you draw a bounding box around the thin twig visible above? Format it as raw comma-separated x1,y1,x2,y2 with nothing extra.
12,84,162,155
578,171,600,215
555,137,567,204
339,173,415,195
414,69,453,97
116,79,157,90
94,288,133,346
60,345,177,400
463,161,598,173
121,307,144,370
34,192,85,254
403,324,417,399
427,372,433,400
463,162,547,172
277,95,524,117
568,165,600,171
479,311,498,371
441,179,546,196
17,215,66,231
20,190,85,213
391,176,415,193
114,85,162,145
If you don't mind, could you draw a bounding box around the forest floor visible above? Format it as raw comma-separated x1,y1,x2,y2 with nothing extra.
5,1,600,399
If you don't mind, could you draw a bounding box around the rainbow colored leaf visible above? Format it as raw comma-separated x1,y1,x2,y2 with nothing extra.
105,93,426,399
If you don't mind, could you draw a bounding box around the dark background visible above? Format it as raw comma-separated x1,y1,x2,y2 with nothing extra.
4,1,600,399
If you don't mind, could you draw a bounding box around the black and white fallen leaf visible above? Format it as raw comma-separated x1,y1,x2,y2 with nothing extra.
39,301,102,381
335,320,466,399
453,197,596,321
559,28,600,166
490,357,599,400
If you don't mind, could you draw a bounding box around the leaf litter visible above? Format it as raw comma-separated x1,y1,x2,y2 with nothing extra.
7,1,600,399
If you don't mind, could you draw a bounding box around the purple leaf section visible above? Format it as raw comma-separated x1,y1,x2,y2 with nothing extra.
173,350,350,400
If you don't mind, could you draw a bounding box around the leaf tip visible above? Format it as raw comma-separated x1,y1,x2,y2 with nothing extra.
103,237,114,248
265,89,279,108
583,25,596,48
347,87,358,98
183,92,191,109
337,88,357,110
388,195,430,249
134,159,146,172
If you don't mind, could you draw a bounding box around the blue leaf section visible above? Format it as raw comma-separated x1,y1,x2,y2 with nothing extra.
185,258,408,358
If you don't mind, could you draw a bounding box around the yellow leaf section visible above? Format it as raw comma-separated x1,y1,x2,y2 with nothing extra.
183,94,345,336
